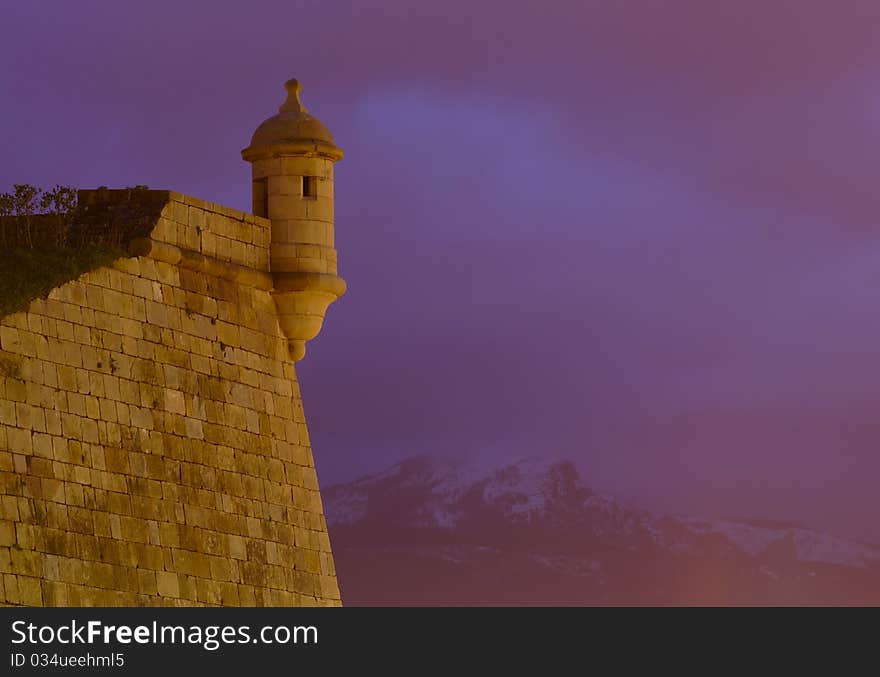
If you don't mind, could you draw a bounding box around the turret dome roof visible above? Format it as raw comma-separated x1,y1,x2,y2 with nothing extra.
247,79,338,149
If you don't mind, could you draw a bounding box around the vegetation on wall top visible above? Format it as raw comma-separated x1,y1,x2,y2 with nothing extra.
0,184,126,318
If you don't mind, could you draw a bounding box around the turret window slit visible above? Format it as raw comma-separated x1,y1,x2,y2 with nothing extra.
302,176,317,199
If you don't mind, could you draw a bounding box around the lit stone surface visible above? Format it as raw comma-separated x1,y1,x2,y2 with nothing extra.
0,191,341,606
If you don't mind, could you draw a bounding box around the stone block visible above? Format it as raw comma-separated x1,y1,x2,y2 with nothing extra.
156,571,179,598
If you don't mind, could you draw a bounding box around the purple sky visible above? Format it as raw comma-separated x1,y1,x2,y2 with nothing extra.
4,1,880,539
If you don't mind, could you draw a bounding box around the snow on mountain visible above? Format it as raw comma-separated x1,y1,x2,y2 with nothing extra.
683,519,880,568
326,454,572,526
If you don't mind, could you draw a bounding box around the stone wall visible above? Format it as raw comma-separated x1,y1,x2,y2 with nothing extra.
0,190,340,606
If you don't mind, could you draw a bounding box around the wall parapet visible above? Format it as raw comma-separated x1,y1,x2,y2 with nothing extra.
75,189,273,275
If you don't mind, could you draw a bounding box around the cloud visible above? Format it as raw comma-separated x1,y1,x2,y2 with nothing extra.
5,0,880,535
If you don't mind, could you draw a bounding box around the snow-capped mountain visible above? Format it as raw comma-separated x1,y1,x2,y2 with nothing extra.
328,454,627,526
324,455,880,604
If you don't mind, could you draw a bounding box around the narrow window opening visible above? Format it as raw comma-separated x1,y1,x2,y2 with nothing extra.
252,178,269,217
302,176,317,199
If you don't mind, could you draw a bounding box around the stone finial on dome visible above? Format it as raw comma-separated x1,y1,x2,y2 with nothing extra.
242,77,341,155
279,78,308,114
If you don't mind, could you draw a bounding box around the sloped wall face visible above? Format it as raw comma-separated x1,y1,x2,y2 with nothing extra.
0,192,340,606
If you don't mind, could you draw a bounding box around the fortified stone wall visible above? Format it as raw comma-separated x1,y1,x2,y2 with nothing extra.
0,190,340,606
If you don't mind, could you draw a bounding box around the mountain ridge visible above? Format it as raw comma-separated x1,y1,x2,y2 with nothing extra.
325,454,880,604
